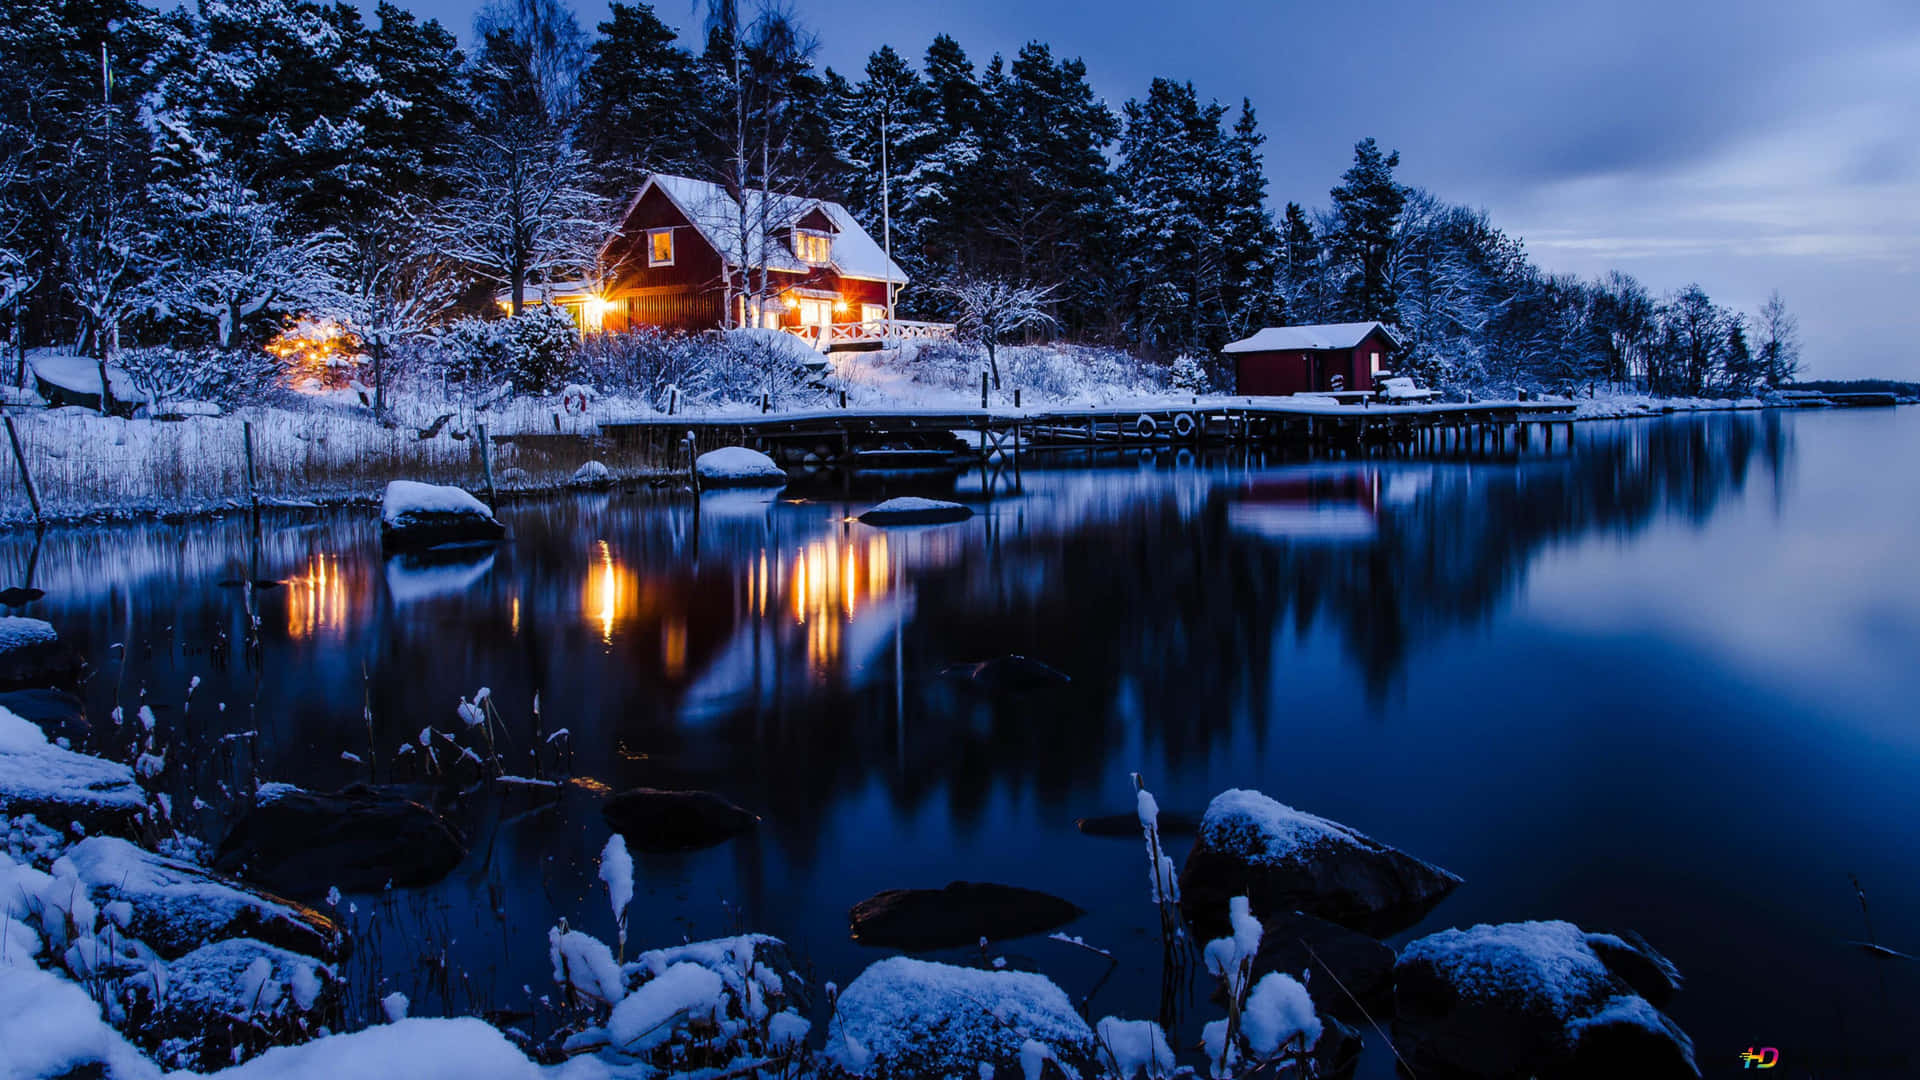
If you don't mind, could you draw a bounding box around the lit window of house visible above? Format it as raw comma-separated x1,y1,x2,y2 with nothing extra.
793,229,832,265
860,303,887,324
647,228,674,267
1370,350,1381,373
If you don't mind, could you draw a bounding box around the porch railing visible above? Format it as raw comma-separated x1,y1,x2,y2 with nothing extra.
787,319,958,350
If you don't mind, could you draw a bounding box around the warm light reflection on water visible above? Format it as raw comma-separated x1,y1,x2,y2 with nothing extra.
287,554,349,639
583,540,637,645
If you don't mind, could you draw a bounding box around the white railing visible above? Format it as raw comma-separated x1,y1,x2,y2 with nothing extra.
787,319,957,350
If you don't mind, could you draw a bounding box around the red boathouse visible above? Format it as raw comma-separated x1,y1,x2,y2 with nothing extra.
1223,322,1401,396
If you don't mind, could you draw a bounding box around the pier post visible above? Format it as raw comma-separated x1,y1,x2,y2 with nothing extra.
4,416,40,524
242,420,259,510
477,422,497,508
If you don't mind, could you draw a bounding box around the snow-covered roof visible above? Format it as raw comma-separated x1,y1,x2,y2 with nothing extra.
1222,322,1401,353
632,173,908,285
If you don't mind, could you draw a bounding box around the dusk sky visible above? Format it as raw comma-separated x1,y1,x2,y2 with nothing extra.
373,0,1920,378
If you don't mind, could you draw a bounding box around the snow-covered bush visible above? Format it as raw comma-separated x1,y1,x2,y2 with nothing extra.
576,329,713,408
1169,354,1211,394
429,308,580,398
115,345,280,407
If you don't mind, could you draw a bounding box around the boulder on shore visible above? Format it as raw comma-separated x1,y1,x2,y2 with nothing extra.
822,957,1100,1080
858,497,972,526
130,937,340,1072
601,787,759,853
1393,920,1698,1079
379,480,506,552
849,881,1084,951
570,459,612,489
0,616,83,692
214,783,467,899
65,835,344,962
0,704,144,838
940,654,1070,695
1178,788,1461,939
695,446,788,488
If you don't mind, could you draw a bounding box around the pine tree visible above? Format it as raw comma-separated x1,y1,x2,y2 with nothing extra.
1281,202,1320,321
1116,78,1226,355
1218,102,1283,337
578,1,702,194
1328,137,1407,321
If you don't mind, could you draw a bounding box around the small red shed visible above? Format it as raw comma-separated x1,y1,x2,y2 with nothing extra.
1223,322,1402,396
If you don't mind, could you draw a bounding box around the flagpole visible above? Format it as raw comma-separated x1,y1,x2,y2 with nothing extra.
880,112,893,326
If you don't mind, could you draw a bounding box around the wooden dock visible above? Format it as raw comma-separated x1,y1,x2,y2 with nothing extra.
601,397,1581,467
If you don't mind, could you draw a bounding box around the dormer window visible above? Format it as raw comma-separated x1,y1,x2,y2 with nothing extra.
792,228,832,265
647,228,674,267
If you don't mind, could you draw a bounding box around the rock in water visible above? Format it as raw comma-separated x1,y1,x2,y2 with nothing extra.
0,586,44,606
822,957,1099,1080
1393,921,1698,1079
0,688,89,743
695,446,787,488
1246,910,1397,1024
849,881,1084,951
214,784,467,899
1178,788,1461,939
940,655,1070,695
65,836,343,961
601,788,759,853
0,704,144,838
379,480,506,553
570,459,612,489
857,497,973,525
0,616,82,691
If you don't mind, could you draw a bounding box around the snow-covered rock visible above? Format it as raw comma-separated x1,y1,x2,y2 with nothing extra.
1179,788,1461,938
857,497,973,525
0,705,145,838
379,481,505,552
694,446,788,488
28,354,139,411
0,616,82,691
64,836,343,961
569,459,612,489
136,937,340,1070
848,881,1085,951
823,957,1099,1080
213,784,467,900
1393,920,1698,1079
0,688,89,744
0,958,160,1080
198,1016,541,1080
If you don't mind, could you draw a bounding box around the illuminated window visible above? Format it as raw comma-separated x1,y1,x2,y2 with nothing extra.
860,303,887,324
647,228,674,267
792,229,832,265
1370,350,1381,373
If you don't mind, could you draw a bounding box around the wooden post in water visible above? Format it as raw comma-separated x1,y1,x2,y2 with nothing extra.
4,416,41,524
477,422,497,508
242,420,259,510
981,372,989,410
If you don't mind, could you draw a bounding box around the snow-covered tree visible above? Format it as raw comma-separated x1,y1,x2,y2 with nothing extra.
1755,290,1801,387
1328,137,1408,321
936,276,1057,390
143,170,345,348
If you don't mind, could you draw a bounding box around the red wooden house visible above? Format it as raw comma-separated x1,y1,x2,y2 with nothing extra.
1222,322,1401,396
514,173,926,349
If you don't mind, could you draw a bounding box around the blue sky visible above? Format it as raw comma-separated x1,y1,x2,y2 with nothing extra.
378,0,1920,378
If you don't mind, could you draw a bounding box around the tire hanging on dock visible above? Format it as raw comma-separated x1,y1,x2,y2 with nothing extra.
1134,414,1158,438
1172,412,1197,438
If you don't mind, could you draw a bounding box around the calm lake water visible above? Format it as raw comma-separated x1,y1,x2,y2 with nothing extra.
6,408,1917,1078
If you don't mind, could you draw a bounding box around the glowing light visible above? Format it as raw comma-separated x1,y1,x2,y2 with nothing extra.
784,294,800,309
833,299,848,314
662,617,687,678
267,320,363,393
583,295,613,333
